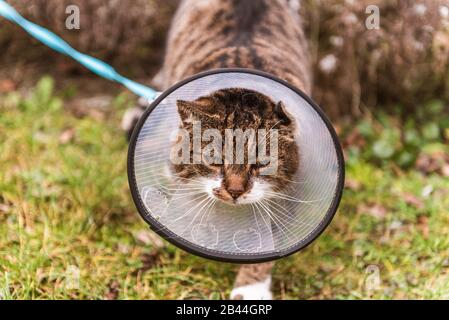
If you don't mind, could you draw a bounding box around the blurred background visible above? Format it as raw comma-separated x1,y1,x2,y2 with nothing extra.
0,0,448,299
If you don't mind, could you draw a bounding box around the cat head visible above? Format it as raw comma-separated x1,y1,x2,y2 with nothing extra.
171,88,299,205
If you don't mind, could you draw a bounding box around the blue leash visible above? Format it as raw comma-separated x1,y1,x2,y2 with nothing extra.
0,0,158,100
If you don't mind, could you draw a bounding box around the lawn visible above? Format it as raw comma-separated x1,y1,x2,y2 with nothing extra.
0,77,448,299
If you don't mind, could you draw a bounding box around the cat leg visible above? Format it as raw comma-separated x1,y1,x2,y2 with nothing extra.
121,70,165,140
121,97,147,141
230,262,274,300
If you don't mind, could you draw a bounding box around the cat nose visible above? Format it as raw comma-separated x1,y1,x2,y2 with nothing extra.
225,174,247,199
227,187,245,199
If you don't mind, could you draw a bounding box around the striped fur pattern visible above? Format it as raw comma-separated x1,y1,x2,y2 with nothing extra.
159,0,311,93
150,0,311,300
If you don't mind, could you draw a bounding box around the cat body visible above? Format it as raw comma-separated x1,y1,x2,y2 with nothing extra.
157,0,311,93
127,0,311,300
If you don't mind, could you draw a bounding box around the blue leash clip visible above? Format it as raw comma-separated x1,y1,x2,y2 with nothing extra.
0,0,158,100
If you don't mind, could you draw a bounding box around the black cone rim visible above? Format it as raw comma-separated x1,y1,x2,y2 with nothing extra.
127,68,345,264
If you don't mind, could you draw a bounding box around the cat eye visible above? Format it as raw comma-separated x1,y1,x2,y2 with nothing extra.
204,162,223,173
253,162,269,169
251,163,269,175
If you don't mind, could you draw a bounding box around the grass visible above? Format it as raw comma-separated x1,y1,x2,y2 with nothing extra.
0,77,448,299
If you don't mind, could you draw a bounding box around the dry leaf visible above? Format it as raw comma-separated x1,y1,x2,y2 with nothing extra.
403,192,425,210
141,251,161,270
104,280,120,300
345,178,361,191
388,220,403,231
442,164,449,177
416,151,449,176
344,128,366,148
67,96,111,120
421,185,434,198
360,204,387,219
0,203,11,213
417,215,429,239
132,250,162,276
135,230,165,248
59,128,75,144
0,79,16,92
416,154,439,174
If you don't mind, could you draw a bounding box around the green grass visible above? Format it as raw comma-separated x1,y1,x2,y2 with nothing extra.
0,77,448,299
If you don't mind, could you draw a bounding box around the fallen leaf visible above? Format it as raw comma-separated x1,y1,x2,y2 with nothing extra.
403,192,425,210
345,178,361,191
344,128,366,148
421,185,434,198
141,251,161,269
104,280,120,300
135,230,165,248
388,220,403,231
416,151,449,175
0,203,11,213
416,153,439,174
88,109,106,121
360,204,387,219
132,250,161,276
417,215,429,238
67,96,111,120
59,128,75,144
442,258,449,267
117,244,130,254
33,131,51,143
0,79,16,92
442,164,449,177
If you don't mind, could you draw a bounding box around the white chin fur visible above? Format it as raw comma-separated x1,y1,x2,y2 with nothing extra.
230,277,273,300
236,180,271,205
202,177,222,198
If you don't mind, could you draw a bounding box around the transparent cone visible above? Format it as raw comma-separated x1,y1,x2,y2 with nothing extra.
129,70,344,262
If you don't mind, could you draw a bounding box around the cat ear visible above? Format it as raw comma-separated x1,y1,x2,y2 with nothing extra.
274,101,292,125
177,100,198,122
176,99,213,123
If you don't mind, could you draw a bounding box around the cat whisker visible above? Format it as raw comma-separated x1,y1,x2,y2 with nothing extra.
254,201,294,243
260,199,299,227
180,196,216,235
163,192,208,213
165,191,208,200
172,194,211,222
255,200,298,242
250,203,272,234
264,198,314,228
199,197,217,226
265,191,328,204
152,194,207,218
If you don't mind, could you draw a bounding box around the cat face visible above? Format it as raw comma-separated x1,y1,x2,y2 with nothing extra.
171,88,299,205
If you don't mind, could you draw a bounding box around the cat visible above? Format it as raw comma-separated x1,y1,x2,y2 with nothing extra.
171,88,299,205
123,0,311,300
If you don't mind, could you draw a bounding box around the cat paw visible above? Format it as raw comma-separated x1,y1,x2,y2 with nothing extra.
121,97,148,141
230,277,273,300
